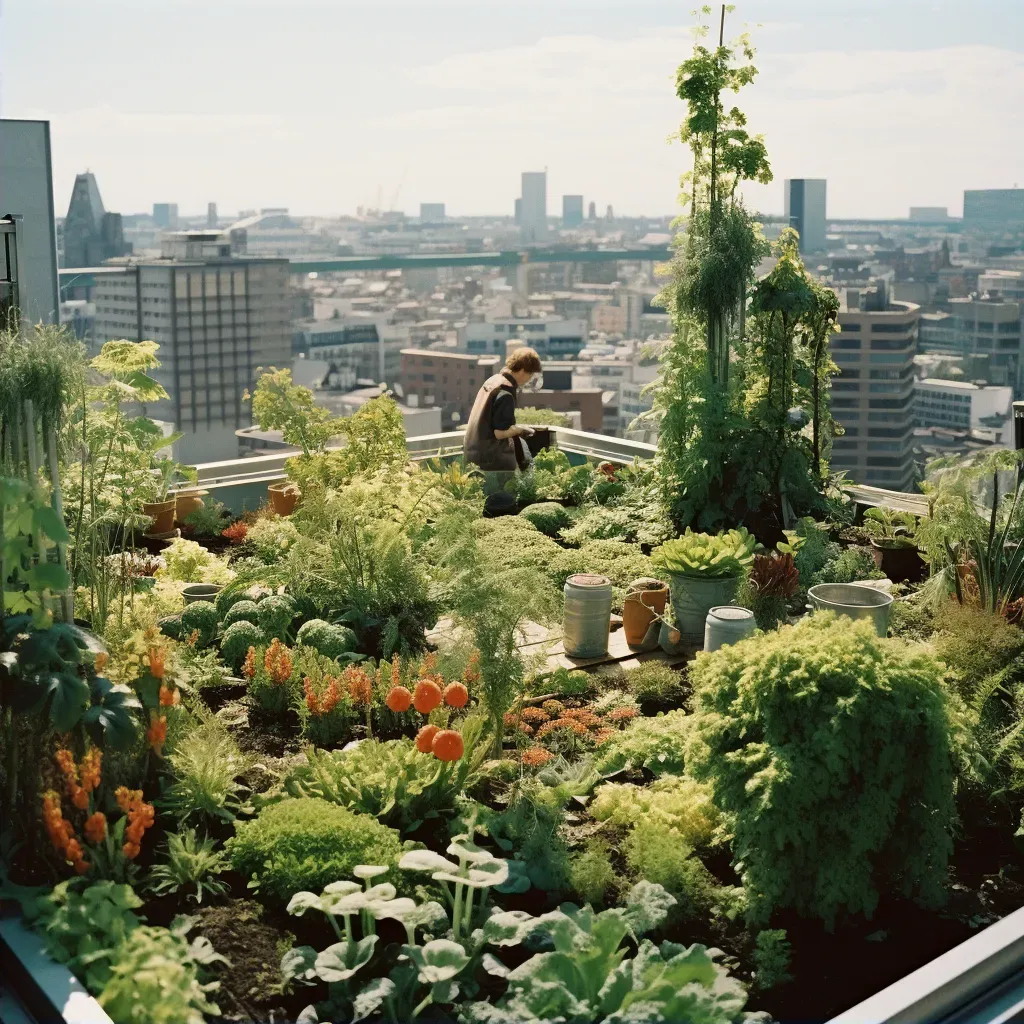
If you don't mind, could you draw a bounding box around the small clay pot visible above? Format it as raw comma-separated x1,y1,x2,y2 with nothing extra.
174,488,209,523
268,481,300,516
142,499,177,535
622,578,669,647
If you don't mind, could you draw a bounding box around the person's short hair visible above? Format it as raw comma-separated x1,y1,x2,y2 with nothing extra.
506,347,542,374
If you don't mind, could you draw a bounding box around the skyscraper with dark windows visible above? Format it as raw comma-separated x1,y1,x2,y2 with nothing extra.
61,172,131,268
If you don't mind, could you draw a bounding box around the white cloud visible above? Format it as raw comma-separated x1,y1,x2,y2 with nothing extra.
26,31,1024,218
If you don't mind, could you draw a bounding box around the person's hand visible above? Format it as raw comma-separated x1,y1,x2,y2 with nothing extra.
514,425,535,437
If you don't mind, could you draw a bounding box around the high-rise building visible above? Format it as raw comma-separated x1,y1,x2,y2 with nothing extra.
0,119,60,323
588,201,597,220
62,172,131,270
949,295,1023,395
91,231,290,463
909,207,948,222
420,203,445,223
513,198,522,225
206,202,218,228
784,178,827,252
520,172,547,243
828,281,919,491
963,189,1024,228
562,195,583,228
152,203,179,229
914,378,1014,441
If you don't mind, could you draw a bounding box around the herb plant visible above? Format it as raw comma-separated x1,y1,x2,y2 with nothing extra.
146,828,230,904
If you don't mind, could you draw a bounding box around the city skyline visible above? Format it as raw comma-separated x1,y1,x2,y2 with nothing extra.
2,1,1023,220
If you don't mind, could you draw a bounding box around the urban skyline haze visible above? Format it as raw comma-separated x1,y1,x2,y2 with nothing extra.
2,0,1022,220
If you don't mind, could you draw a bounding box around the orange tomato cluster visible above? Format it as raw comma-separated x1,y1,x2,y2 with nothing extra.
384,662,473,763
264,639,293,685
115,786,156,859
42,790,89,874
303,675,341,716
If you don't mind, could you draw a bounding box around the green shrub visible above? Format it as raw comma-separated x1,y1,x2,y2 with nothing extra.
812,546,884,586
179,601,220,648
569,840,617,906
651,528,758,578
159,614,183,640
475,516,563,577
686,613,956,927
222,599,260,628
146,829,230,904
548,540,654,605
520,501,573,537
156,538,234,586
229,798,402,902
257,594,297,639
220,620,265,671
752,929,792,991
589,775,718,848
593,709,690,777
215,587,249,618
294,618,358,659
624,820,717,920
933,602,1024,692
623,662,684,706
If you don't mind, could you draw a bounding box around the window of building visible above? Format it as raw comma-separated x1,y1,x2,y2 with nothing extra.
422,373,435,382
867,456,904,467
871,323,913,334
870,338,913,350
834,337,861,350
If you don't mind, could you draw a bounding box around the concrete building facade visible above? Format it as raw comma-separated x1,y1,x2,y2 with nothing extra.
963,189,1024,228
949,296,1022,394
829,283,920,491
562,195,584,228
0,119,60,324
520,172,547,243
419,203,446,223
92,231,290,463
458,316,587,360
914,378,1014,441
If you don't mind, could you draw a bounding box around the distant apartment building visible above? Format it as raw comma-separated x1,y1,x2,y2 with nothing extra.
784,178,827,252
419,203,446,223
292,317,409,384
914,378,1014,441
949,296,1022,394
979,269,1024,303
399,349,604,432
828,282,919,491
562,195,584,228
62,172,131,269
206,202,218,228
909,207,948,221
919,312,959,355
519,172,547,243
152,203,179,229
963,189,1024,228
457,316,587,360
92,231,290,463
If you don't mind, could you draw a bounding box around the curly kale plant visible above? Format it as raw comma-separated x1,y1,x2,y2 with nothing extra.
686,613,956,928
179,600,220,648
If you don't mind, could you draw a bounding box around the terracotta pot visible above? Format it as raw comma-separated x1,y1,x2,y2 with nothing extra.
174,488,209,523
268,481,300,516
869,540,927,584
142,499,176,535
622,578,669,647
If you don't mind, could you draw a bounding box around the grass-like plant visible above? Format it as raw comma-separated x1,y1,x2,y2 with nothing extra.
162,719,251,824
146,828,230,904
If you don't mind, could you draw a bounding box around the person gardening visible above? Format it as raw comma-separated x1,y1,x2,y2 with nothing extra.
463,347,542,491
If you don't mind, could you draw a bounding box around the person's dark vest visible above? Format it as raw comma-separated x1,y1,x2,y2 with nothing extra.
464,371,519,472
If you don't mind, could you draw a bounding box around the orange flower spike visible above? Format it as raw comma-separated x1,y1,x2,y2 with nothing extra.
122,842,141,860
147,714,168,754
55,749,78,785
415,724,439,753
391,653,401,688
84,812,107,844
80,748,102,792
385,685,412,713
70,787,89,811
431,729,464,762
125,820,146,845
462,652,481,687
443,682,469,709
63,838,84,863
242,647,258,680
412,679,442,714
344,666,373,705
114,786,133,813
148,646,166,679
73,858,90,876
94,651,109,674
158,684,180,707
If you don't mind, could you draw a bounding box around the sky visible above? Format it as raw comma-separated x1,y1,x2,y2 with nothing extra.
2,0,1023,221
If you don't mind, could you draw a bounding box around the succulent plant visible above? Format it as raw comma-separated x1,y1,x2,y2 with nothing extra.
651,528,758,578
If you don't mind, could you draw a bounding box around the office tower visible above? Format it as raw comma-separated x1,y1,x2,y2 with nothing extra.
206,202,218,228
914,379,1013,440
420,203,445,223
91,231,290,463
514,198,522,225
562,195,584,227
520,172,547,243
828,280,919,490
588,201,597,220
950,295,1023,395
963,189,1024,228
152,203,179,229
784,178,827,252
605,205,614,220
62,171,131,270
0,119,60,323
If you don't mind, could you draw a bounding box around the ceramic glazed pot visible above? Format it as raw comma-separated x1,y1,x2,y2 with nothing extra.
668,573,743,646
182,583,222,605
869,540,927,584
268,481,300,516
142,499,176,535
622,577,669,647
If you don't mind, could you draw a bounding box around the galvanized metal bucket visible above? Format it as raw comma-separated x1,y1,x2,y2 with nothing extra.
807,583,893,637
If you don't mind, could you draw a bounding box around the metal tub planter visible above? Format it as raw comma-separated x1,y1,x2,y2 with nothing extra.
808,583,894,637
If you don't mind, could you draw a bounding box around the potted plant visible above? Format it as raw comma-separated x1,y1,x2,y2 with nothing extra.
862,506,926,583
622,576,669,647
173,486,209,523
651,528,759,644
143,457,197,536
267,480,301,517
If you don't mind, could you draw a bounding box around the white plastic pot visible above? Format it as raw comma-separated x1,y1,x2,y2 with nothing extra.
704,605,757,652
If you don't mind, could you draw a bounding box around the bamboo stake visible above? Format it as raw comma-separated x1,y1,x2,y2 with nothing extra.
46,428,73,622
